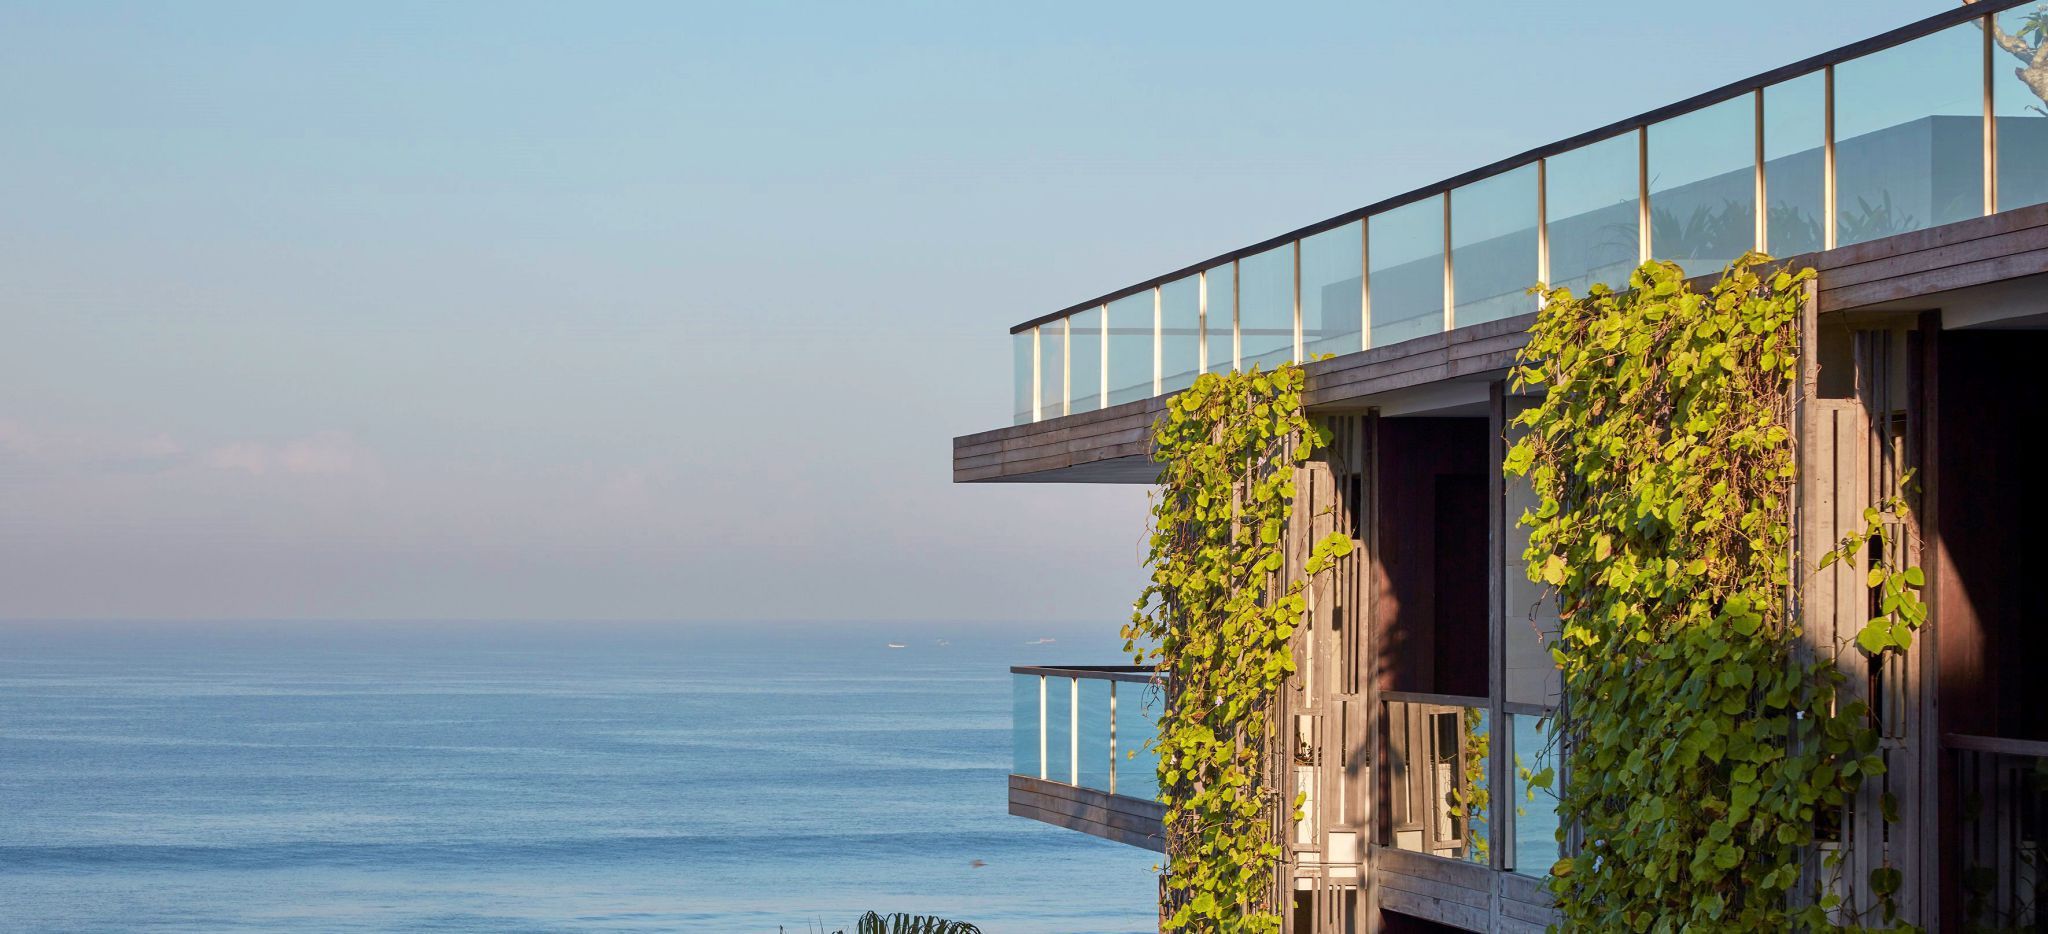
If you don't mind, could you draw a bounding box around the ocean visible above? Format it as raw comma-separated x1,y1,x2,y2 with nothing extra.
0,620,1159,933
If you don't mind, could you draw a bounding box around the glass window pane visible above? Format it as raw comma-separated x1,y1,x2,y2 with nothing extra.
1370,196,1446,347
1302,222,1363,359
1078,678,1112,791
1508,713,1562,878
1239,244,1294,370
1547,132,1640,295
1037,321,1064,420
1067,307,1102,414
1452,166,1539,327
1045,675,1072,784
1118,682,1162,801
1385,700,1489,863
1649,94,1757,277
1161,275,1202,393
1012,332,1033,425
1955,747,2048,927
1994,7,2048,211
1764,71,1827,256
1205,264,1235,373
1012,674,1039,776
1835,22,1985,246
1107,292,1154,407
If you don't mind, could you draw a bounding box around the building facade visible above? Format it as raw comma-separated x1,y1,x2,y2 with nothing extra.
962,3,2048,930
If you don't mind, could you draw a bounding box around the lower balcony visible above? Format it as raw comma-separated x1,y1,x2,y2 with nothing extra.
1009,665,1166,852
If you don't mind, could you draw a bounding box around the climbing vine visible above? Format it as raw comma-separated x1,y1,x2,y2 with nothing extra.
1124,363,1349,934
1507,255,1892,930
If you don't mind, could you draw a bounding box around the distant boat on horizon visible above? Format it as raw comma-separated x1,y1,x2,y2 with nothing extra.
885,642,908,649
1026,637,1056,645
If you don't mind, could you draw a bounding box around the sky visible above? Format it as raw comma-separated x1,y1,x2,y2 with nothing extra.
0,0,1951,622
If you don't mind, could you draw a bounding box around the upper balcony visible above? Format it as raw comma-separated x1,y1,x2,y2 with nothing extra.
958,0,2048,484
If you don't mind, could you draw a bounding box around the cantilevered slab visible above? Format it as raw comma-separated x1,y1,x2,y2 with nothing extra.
1007,774,1165,852
954,202,2048,485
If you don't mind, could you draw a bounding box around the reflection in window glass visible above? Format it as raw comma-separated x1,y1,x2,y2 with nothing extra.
1835,23,1984,246
1764,71,1827,256
1547,132,1641,296
1650,95,1757,276
1013,331,1034,425
1370,197,1445,347
1037,320,1065,420
1239,244,1294,370
1509,714,1562,878
1452,166,1539,327
1045,676,1073,784
1161,276,1202,393
1012,674,1039,776
1106,292,1154,407
1119,681,1163,802
1955,748,2048,929
1078,677,1112,791
1205,264,1236,373
1995,7,2048,211
1301,223,1363,359
1386,700,1489,864
1068,306,1103,414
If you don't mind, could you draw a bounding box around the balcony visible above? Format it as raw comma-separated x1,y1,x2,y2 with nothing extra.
1000,0,2048,429
1009,665,1166,852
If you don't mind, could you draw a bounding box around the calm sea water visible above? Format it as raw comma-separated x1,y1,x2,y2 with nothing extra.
0,621,1158,933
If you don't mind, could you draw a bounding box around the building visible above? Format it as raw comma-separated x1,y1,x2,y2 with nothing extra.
955,3,2048,930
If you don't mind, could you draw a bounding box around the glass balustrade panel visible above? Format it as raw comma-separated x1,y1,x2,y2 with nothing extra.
1451,165,1539,326
1012,674,1040,777
1302,222,1364,359
1835,21,1985,246
1119,681,1163,802
1764,71,1827,256
1240,244,1294,370
1038,320,1065,420
1106,292,1154,407
1078,677,1113,792
1370,197,1446,347
1649,94,1758,276
1547,132,1641,296
1068,306,1103,414
1161,275,1202,392
1995,6,2048,211
1045,676,1073,784
1205,263,1236,373
1012,331,1033,424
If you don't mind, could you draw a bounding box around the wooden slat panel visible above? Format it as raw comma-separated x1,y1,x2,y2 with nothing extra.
1819,224,2048,291
1376,868,1491,910
1498,889,1557,925
1008,800,1165,852
1497,870,1553,909
1820,245,2048,312
1007,776,1166,852
1375,882,1489,931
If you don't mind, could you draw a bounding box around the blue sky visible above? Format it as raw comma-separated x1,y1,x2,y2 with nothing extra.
0,0,1947,621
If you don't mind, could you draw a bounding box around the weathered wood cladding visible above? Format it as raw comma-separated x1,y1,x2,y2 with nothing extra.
1007,774,1165,853
954,203,2048,486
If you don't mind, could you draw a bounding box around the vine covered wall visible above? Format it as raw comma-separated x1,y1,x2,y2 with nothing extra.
1507,255,1917,930
1124,364,1348,934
